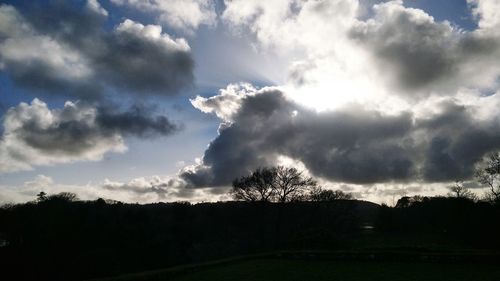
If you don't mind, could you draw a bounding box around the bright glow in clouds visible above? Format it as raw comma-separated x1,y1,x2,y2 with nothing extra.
223,0,500,113
223,0,404,112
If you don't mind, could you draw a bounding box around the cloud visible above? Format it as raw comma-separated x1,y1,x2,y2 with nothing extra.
222,0,358,49
102,176,219,200
0,99,180,173
468,0,500,30
350,0,500,97
185,0,500,192
111,0,216,33
97,103,180,138
0,2,193,99
87,0,108,16
221,0,393,112
190,83,257,122
98,19,193,95
180,84,500,188
221,0,500,112
0,5,94,94
0,174,226,205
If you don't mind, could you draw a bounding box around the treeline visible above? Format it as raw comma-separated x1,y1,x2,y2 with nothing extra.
0,197,377,281
0,193,499,281
378,196,500,249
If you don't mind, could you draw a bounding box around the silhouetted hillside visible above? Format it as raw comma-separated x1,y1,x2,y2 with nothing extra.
0,197,499,281
0,199,377,281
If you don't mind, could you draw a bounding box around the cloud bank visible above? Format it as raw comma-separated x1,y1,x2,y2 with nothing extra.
181,84,500,188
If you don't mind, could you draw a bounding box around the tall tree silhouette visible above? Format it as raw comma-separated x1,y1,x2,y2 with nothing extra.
273,166,317,202
475,152,500,203
447,181,476,200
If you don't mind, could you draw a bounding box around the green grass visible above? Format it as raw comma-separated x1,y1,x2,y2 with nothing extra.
170,259,499,281
93,257,500,281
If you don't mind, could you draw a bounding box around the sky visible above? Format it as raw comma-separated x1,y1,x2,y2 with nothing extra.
0,0,499,205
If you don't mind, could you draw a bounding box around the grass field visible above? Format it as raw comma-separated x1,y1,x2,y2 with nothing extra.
93,257,500,281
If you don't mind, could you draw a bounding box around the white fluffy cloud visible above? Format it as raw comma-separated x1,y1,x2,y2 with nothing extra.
190,83,260,122
116,19,190,52
468,0,500,30
111,0,216,32
222,0,500,112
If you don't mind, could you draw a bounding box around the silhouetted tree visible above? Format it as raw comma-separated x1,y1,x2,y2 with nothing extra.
231,166,317,202
475,153,500,203
395,195,429,208
309,187,353,201
46,192,78,202
273,166,317,202
231,168,275,202
447,181,476,200
395,196,411,208
36,191,47,202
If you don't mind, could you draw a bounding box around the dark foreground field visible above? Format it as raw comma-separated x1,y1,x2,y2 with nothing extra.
91,254,500,281
1,197,500,280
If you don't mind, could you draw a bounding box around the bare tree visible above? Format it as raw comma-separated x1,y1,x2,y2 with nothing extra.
273,166,317,202
231,168,275,202
475,153,500,203
230,166,317,202
447,181,477,200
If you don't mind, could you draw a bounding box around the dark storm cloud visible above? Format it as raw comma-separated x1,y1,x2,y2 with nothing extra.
417,101,500,181
182,88,415,186
15,103,179,155
96,104,180,138
95,23,193,95
0,2,194,99
182,87,500,188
